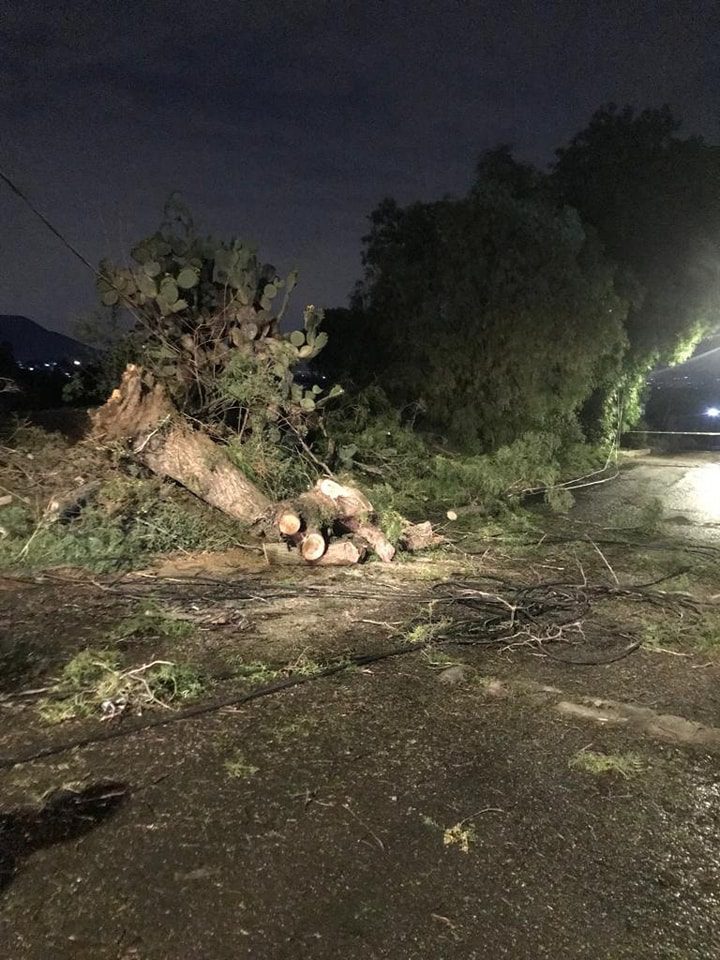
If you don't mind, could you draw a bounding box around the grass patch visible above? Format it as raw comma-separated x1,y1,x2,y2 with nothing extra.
38,648,207,722
224,754,259,779
420,648,463,669
231,660,283,684
0,461,243,574
111,604,194,642
443,822,477,854
569,749,645,779
404,618,451,645
642,609,720,653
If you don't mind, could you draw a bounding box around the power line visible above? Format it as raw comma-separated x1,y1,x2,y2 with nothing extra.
0,166,98,276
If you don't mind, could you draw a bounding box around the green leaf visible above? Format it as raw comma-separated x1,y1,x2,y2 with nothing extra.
264,282,278,299
136,273,157,297
300,396,316,412
101,289,119,306
313,331,328,353
160,279,179,303
289,330,305,347
176,267,199,289
144,261,161,278
171,299,188,312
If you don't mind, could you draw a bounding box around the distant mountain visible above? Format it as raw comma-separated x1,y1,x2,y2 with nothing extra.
0,315,94,365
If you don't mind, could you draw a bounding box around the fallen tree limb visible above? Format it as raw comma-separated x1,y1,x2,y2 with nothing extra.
88,364,429,565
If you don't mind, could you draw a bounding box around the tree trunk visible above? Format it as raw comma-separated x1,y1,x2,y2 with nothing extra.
90,364,433,566
91,364,271,525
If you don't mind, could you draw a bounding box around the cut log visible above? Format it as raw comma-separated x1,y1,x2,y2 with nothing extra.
315,478,373,519
341,518,395,563
300,531,327,562
264,537,363,566
315,539,364,565
263,541,302,565
276,508,302,536
273,479,375,540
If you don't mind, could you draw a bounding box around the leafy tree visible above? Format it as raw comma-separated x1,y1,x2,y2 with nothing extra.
322,158,628,450
553,104,720,368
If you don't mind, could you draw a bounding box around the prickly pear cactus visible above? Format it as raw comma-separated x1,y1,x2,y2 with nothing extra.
96,197,342,478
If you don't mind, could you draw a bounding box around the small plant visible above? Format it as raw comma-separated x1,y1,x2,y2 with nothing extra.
443,822,477,854
111,604,194,642
38,648,207,722
420,648,462,669
224,753,259,779
405,619,451,645
232,660,283,684
569,749,644,779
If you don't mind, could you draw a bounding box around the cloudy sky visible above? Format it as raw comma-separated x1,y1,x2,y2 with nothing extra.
2,0,719,335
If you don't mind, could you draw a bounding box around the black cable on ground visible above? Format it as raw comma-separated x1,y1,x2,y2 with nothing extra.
0,642,423,771
0,622,646,771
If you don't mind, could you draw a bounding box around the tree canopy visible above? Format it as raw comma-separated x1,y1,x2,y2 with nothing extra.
553,104,720,367
323,106,720,450
323,157,628,450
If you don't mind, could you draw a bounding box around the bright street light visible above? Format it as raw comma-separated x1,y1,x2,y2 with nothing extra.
706,406,720,417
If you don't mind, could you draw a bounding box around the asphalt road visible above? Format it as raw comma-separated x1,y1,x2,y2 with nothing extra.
572,451,720,543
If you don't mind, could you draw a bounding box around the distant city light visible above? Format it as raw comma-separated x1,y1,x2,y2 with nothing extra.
73,359,81,366
706,406,720,417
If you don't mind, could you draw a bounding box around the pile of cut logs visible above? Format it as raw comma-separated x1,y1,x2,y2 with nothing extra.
266,478,437,566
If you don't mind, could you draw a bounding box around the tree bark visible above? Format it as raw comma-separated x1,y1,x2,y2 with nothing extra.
90,364,271,525
89,364,433,566
400,521,440,552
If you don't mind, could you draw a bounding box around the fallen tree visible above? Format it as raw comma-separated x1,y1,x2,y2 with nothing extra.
90,365,408,564
80,199,434,565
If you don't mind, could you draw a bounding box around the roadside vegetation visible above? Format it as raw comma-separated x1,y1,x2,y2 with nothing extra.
1,103,718,577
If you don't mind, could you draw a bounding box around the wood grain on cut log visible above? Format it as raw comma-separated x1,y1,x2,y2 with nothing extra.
299,531,327,561
276,509,302,536
264,538,364,566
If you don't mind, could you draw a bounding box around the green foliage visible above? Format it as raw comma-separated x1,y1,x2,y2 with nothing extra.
110,604,194,642
323,387,608,515
224,754,259,779
554,104,720,420
642,609,720,653
38,648,206,722
0,476,242,573
97,198,341,499
569,750,644,779
321,165,628,450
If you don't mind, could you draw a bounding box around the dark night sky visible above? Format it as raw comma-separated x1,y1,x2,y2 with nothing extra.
2,0,719,335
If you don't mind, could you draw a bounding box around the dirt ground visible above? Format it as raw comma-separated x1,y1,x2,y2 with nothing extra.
1,500,720,960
